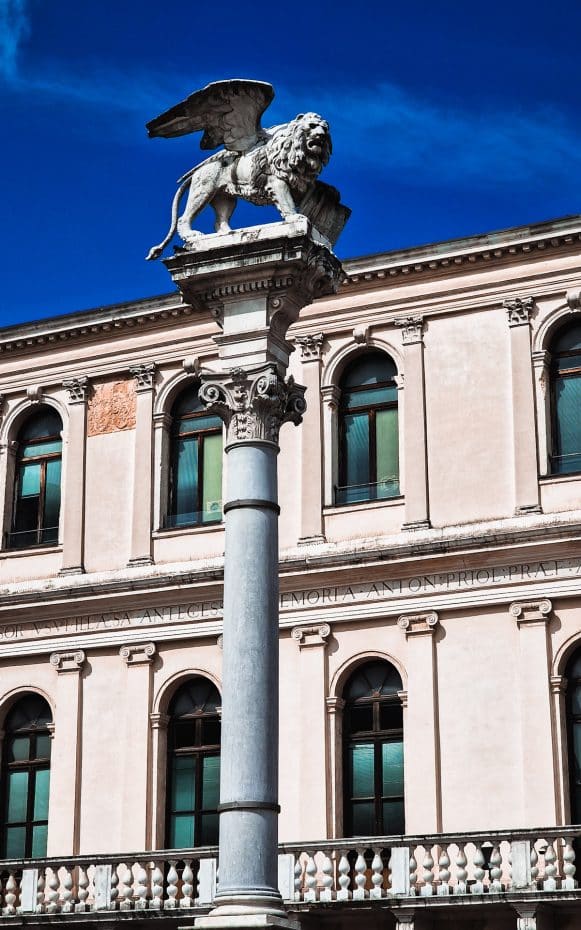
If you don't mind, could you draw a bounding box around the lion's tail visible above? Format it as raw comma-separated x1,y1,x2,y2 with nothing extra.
145,177,191,261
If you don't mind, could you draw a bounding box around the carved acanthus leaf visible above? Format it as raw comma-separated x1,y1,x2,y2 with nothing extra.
129,363,157,391
395,316,424,344
504,296,534,326
295,333,324,360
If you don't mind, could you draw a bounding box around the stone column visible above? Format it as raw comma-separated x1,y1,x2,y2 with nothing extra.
47,650,85,855
128,364,157,565
295,334,325,543
163,218,342,924
396,317,430,530
291,623,330,837
60,378,89,574
119,643,156,849
505,298,541,513
398,612,441,832
510,600,557,824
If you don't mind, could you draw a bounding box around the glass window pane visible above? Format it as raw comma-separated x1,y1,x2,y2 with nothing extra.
343,413,370,487
380,703,403,731
348,705,373,733
200,813,219,846
7,771,29,822
382,799,405,835
376,409,399,496
382,741,404,797
174,437,199,520
20,463,41,498
554,375,581,472
202,718,221,746
35,734,51,760
573,725,581,783
20,440,62,458
33,769,50,820
202,755,220,810
341,353,397,388
9,736,30,763
351,801,374,836
349,744,375,798
43,459,62,530
170,812,194,848
202,433,223,522
553,320,581,354
19,409,62,442
171,756,196,811
342,385,396,409
31,824,48,857
5,826,26,858
174,721,196,750
180,415,223,435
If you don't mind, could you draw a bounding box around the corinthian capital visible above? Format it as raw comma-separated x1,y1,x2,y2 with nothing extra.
504,296,534,326
395,315,425,345
295,333,324,360
199,363,306,446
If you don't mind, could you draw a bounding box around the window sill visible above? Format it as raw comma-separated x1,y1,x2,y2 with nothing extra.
324,496,404,516
539,472,581,485
153,522,224,539
1,543,62,559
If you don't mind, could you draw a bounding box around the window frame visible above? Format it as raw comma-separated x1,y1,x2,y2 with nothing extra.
8,414,62,550
166,391,223,530
566,651,581,825
550,337,581,476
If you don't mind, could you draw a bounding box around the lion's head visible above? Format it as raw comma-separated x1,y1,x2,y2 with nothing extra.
266,113,332,194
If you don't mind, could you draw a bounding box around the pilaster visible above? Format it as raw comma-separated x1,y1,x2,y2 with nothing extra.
150,712,170,849
321,384,340,507
295,333,325,543
395,317,430,530
119,642,156,849
532,350,551,478
128,363,157,565
47,650,86,855
550,675,569,824
398,611,441,831
504,297,541,513
60,377,90,574
325,696,345,838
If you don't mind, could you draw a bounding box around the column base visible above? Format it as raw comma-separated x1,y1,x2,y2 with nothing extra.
297,534,326,546
514,505,542,515
58,566,85,576
195,916,300,930
127,556,154,567
401,520,431,531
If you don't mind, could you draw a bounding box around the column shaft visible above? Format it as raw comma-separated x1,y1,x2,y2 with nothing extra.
505,299,541,512
296,335,324,542
398,319,430,530
129,365,156,564
119,644,155,849
61,379,89,573
47,651,85,855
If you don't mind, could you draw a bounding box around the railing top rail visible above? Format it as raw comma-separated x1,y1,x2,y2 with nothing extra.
0,845,219,871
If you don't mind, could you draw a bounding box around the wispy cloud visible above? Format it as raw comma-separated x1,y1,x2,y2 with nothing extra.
0,0,31,79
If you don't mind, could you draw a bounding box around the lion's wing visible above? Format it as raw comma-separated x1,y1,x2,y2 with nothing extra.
146,79,274,153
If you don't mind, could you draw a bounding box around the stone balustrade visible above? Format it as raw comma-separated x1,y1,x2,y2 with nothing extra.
0,828,579,917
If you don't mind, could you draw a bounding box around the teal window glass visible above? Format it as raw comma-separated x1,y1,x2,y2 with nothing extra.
167,386,223,528
10,407,62,549
337,352,400,505
1,694,52,858
343,661,404,837
567,649,581,825
551,320,581,474
167,678,221,848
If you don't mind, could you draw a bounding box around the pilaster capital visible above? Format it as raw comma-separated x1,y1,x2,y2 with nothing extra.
63,376,90,405
199,362,306,445
550,675,567,695
395,315,425,345
119,642,156,665
153,411,172,430
504,296,534,326
398,611,439,636
295,333,324,360
509,599,552,625
532,349,550,369
321,384,340,409
291,623,331,649
130,362,157,392
150,712,170,731
50,649,86,673
325,696,345,715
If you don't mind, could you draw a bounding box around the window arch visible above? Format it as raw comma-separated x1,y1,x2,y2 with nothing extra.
9,407,63,549
336,351,399,505
166,678,221,848
166,385,223,528
1,694,52,857
550,319,581,475
343,660,404,836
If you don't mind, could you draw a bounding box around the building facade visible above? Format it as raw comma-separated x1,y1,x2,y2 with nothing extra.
0,215,580,927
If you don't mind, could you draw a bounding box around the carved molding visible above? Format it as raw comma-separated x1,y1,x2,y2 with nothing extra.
398,611,439,636
50,649,86,673
566,289,581,310
217,634,223,651
26,385,43,404
321,384,340,409
129,363,157,392
532,350,551,396
119,642,156,665
199,363,306,445
295,333,324,360
397,689,408,708
353,325,370,345
63,377,90,405
395,315,424,345
325,696,346,715
291,623,331,649
550,675,567,695
509,599,552,625
504,296,534,326
150,712,170,731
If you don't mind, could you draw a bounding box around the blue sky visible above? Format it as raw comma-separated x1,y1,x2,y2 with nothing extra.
0,0,580,326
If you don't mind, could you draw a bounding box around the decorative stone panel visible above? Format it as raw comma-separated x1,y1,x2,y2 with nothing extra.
398,611,439,636
87,378,136,436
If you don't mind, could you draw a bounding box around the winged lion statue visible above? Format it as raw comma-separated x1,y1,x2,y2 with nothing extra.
146,79,350,260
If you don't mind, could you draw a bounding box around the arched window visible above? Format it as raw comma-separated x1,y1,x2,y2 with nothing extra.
343,661,404,836
550,319,581,475
1,694,52,857
336,351,399,505
166,678,221,848
167,386,223,528
566,649,581,823
9,407,63,549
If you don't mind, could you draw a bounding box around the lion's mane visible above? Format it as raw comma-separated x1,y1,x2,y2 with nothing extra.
264,113,332,196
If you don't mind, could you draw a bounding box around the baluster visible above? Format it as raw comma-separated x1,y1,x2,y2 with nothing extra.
420,846,434,896
135,864,148,910
470,844,485,895
119,865,134,911
489,845,503,893
563,841,577,890
409,850,418,896
76,866,89,912
61,868,74,912
304,856,317,903
530,846,539,887
110,866,120,909
454,844,468,895
3,871,18,915
293,859,303,902
437,846,451,896
44,867,60,914
353,852,367,900
320,856,334,902
182,860,194,907
150,864,164,910
36,872,45,914
337,855,351,901
370,851,383,899
543,840,558,891
166,861,179,909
